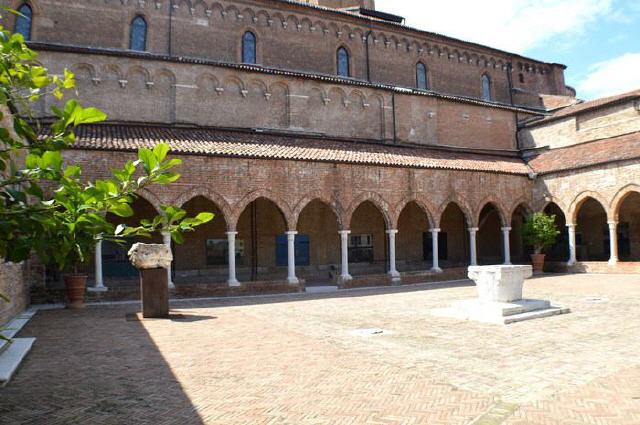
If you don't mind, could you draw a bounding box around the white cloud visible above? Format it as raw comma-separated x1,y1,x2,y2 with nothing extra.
374,0,613,54
576,53,640,99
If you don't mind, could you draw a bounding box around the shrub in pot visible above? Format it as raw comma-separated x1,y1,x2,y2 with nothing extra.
522,212,560,273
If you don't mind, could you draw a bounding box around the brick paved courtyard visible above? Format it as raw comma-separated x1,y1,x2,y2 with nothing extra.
1,274,640,424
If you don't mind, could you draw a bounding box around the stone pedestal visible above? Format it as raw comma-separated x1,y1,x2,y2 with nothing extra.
129,243,172,319
432,265,570,324
140,268,169,318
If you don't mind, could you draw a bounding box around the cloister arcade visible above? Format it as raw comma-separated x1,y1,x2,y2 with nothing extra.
92,186,640,290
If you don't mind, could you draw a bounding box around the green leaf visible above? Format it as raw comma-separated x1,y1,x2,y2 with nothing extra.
138,148,158,174
152,143,170,162
108,203,134,218
194,212,214,224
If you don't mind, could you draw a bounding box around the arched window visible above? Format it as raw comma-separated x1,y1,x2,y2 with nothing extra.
337,47,350,77
481,74,492,101
129,16,147,51
14,4,33,41
242,31,256,64
416,62,428,90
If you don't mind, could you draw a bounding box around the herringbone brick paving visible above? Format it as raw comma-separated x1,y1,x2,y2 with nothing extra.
1,274,639,424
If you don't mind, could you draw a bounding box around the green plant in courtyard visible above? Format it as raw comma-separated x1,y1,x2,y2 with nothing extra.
522,212,560,255
0,22,213,277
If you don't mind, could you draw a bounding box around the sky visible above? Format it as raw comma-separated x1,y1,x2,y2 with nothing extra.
375,0,640,100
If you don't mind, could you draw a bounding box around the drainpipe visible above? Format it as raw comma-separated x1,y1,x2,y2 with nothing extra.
168,0,174,56
507,62,522,150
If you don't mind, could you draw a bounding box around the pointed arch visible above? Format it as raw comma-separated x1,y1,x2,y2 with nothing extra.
476,199,508,227
172,186,233,228
292,192,343,230
392,196,436,229
14,3,33,41
610,184,640,221
345,192,392,229
435,196,473,228
129,15,147,51
568,190,610,224
231,190,293,231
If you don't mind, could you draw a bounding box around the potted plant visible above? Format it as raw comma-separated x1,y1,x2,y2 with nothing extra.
38,142,213,308
522,212,560,273
0,26,213,308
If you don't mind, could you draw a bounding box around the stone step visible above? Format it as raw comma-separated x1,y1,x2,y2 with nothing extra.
0,310,36,355
305,286,339,294
502,306,571,324
450,299,551,318
0,338,35,386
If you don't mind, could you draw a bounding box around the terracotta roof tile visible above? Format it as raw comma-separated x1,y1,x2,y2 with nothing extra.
69,124,532,176
527,131,640,174
525,90,640,127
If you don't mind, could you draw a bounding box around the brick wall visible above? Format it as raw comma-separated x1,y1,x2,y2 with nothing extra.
1,0,564,106
0,262,29,326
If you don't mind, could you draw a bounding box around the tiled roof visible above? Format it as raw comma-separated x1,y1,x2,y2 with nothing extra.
70,124,532,176
524,90,640,127
526,132,640,174
30,42,546,115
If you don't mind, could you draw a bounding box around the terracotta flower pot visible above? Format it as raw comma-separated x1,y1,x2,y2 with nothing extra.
530,254,546,274
64,274,87,309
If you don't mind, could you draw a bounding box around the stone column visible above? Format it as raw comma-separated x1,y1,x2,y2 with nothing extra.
567,224,577,266
431,228,443,273
226,231,240,287
608,221,619,266
162,230,175,289
89,239,107,292
502,227,512,265
338,230,352,282
386,229,400,281
468,227,479,266
285,231,299,284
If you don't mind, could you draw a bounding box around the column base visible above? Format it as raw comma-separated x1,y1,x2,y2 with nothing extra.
337,274,352,286
567,260,577,267
287,277,300,285
168,282,175,290
608,258,619,266
227,279,241,288
430,267,443,273
87,286,108,293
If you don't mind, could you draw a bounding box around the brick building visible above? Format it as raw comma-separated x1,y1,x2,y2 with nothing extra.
1,0,638,301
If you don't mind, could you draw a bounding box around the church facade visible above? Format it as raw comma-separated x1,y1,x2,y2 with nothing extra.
3,0,639,298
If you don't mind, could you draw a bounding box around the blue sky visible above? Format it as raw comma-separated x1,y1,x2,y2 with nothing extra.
375,0,640,100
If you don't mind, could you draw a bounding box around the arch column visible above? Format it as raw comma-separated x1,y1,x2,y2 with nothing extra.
430,228,443,273
502,227,512,265
386,229,400,281
226,231,240,287
162,230,175,289
608,221,619,266
338,230,352,283
89,239,107,292
468,227,479,266
285,231,299,284
567,224,577,266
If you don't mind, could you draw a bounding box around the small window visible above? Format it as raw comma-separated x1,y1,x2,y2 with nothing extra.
481,74,492,101
519,73,525,84
416,62,428,90
14,4,33,41
130,16,147,51
242,31,256,64
337,47,350,77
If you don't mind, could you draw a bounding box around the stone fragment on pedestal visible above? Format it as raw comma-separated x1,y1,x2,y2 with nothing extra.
432,265,570,325
128,243,172,318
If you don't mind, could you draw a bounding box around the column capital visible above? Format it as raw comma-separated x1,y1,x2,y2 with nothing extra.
607,221,618,226
566,223,576,229
225,231,239,236
338,229,351,235
385,229,399,235
501,227,512,232
430,228,441,233
285,230,299,236
468,227,479,232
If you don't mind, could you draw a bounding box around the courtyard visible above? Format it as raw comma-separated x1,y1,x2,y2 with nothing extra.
1,274,639,424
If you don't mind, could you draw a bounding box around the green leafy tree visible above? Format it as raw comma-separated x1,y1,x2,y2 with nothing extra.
522,212,560,255
0,23,212,275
